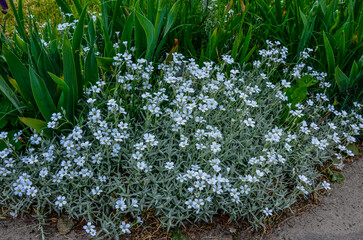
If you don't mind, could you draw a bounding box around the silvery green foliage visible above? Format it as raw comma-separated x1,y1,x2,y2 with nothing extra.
0,42,362,238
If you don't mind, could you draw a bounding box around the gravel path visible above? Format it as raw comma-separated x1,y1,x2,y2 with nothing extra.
268,157,363,240
1,157,362,240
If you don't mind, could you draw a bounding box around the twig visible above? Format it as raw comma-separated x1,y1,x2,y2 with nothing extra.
317,112,332,126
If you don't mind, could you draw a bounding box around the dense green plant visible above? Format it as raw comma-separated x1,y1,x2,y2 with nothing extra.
55,0,255,64
0,0,100,132
1,0,360,135
0,43,362,238
1,0,247,132
245,0,363,105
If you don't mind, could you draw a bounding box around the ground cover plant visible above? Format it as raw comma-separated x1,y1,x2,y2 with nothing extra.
0,0,362,135
0,0,362,239
1,40,363,239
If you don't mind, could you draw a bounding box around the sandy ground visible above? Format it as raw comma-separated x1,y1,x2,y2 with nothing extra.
0,156,362,240
268,156,363,240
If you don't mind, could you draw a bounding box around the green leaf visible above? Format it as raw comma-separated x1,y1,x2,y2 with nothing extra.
101,23,115,57
286,84,308,106
154,1,166,40
136,11,156,61
299,8,307,27
55,0,72,14
72,3,89,98
335,66,349,93
96,56,114,69
297,74,317,87
231,26,243,60
8,0,27,40
112,0,123,30
0,75,23,113
121,12,135,50
72,3,89,51
291,86,307,105
14,33,28,53
29,33,41,69
19,117,47,132
240,24,253,61
275,0,282,24
48,72,70,96
323,31,335,75
336,173,345,184
163,0,179,38
29,68,56,122
72,0,83,15
349,61,359,88
243,45,256,64
85,47,99,85
62,36,77,121
297,15,315,55
88,18,96,45
347,143,360,156
2,46,35,106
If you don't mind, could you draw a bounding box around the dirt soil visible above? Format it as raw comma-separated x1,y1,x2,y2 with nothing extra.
0,156,362,240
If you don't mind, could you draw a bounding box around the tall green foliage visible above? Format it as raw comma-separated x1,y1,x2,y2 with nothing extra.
0,0,98,132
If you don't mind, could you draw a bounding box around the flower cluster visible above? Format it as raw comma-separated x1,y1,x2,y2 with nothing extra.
0,43,362,238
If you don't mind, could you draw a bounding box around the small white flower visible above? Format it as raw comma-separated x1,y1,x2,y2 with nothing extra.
120,221,131,234
83,222,96,235
322,181,331,190
262,207,272,216
165,162,174,170
243,118,255,128
137,161,146,170
210,142,221,154
55,196,67,208
91,186,103,196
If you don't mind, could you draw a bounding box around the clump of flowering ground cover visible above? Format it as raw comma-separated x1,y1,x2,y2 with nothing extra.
0,42,362,238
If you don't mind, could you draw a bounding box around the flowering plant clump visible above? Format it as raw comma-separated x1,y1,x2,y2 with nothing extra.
0,41,362,238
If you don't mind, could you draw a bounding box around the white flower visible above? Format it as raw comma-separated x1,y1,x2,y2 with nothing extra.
296,185,308,195
262,207,272,216
55,196,67,208
115,198,127,211
240,185,251,195
243,118,255,127
143,133,156,143
298,175,311,185
132,151,143,160
131,198,138,208
137,216,143,223
0,132,8,140
120,221,131,234
265,132,280,143
165,162,174,170
137,161,146,170
91,186,103,196
256,170,264,177
144,165,153,173
26,187,37,197
281,79,291,88
322,181,331,190
210,142,221,154
83,222,96,235
222,54,234,64
47,121,56,128
192,198,205,210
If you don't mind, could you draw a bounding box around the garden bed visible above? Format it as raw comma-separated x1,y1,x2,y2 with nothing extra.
1,150,361,239
0,0,362,239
